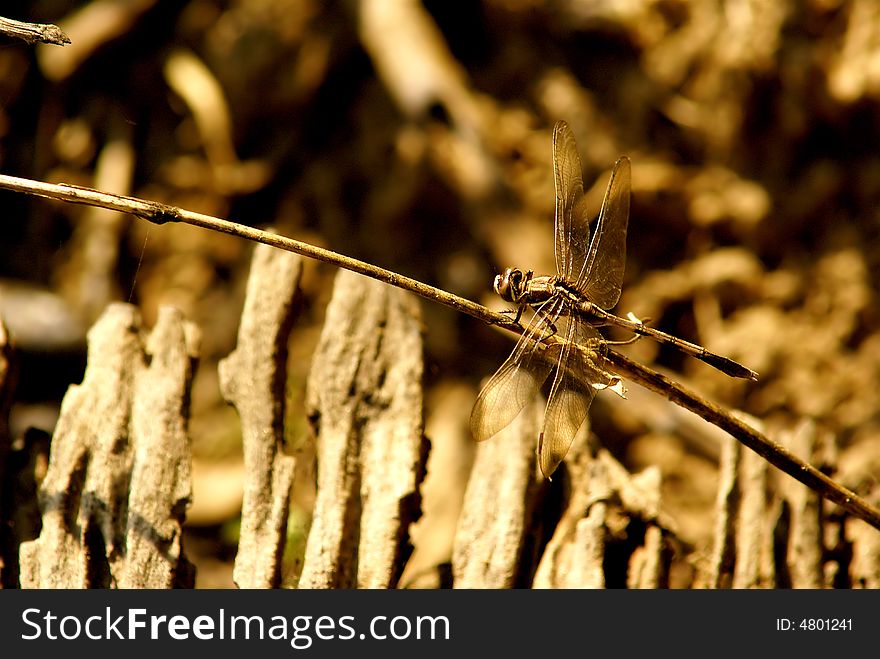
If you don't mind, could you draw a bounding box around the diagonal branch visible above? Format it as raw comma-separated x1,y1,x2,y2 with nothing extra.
1,173,879,532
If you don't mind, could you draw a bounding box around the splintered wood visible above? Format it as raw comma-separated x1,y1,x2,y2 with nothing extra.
532,444,668,590
18,303,198,588
452,395,544,589
219,243,302,589
299,270,427,589
701,419,848,589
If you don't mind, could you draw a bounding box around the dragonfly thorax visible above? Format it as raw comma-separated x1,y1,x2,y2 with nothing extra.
495,267,565,307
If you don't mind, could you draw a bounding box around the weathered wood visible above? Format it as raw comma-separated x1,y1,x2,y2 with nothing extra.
123,307,199,588
779,420,824,588
732,446,772,588
532,432,596,589
848,515,880,588
533,444,610,589
398,382,474,589
219,243,301,589
19,303,197,588
597,450,668,524
706,436,740,589
299,270,426,589
568,505,607,588
534,444,668,589
626,467,664,589
452,396,543,588
629,525,664,589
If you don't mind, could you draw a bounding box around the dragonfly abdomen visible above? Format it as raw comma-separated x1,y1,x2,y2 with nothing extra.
583,304,758,380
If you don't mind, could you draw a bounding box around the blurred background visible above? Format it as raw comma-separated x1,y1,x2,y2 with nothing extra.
1,0,879,587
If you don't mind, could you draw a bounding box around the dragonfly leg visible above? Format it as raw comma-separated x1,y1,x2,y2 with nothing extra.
533,310,559,340
499,304,527,325
605,333,641,346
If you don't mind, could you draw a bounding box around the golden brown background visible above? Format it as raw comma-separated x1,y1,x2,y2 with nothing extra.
1,0,878,587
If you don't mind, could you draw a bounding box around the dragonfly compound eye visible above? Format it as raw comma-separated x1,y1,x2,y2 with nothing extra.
494,268,523,302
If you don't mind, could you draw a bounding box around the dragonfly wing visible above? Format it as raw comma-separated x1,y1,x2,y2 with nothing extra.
575,156,631,309
537,320,602,477
470,302,560,442
470,355,552,442
552,121,588,282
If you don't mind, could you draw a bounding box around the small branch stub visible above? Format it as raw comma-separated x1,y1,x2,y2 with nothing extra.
0,16,70,46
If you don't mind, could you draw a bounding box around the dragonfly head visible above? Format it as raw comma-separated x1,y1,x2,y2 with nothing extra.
494,268,530,304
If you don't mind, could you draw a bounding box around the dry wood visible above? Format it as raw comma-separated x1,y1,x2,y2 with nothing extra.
732,446,773,588
533,443,669,589
626,467,664,589
299,270,426,589
601,454,674,593
629,525,664,589
596,449,668,524
705,427,778,588
706,436,741,589
19,303,197,588
533,443,607,589
779,420,824,588
848,516,880,588
219,243,302,589
398,383,475,589
568,505,607,588
532,435,596,589
123,307,199,588
452,396,544,588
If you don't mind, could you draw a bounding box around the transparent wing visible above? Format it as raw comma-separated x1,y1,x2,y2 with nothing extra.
470,299,563,442
574,156,631,310
537,319,603,478
552,121,588,282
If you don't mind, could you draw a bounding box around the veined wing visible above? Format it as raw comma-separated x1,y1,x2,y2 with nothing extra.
553,121,631,309
552,121,588,283
470,298,564,442
574,155,630,310
537,317,602,477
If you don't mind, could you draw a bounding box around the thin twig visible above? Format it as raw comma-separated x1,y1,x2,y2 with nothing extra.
1,173,879,531
0,16,70,47
0,175,501,328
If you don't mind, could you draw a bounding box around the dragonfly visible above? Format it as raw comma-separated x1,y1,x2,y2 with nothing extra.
470,120,758,478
